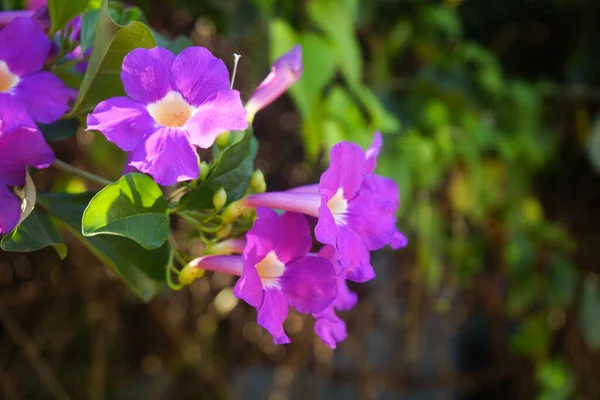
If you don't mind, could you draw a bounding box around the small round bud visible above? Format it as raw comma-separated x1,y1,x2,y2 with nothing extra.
216,224,232,240
179,264,204,286
199,162,210,181
251,169,267,193
212,188,227,211
216,132,231,148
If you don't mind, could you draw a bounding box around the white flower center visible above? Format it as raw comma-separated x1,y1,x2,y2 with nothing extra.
327,188,348,225
147,91,195,128
255,251,285,288
0,61,19,93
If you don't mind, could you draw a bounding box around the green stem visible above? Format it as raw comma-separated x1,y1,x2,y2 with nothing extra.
167,185,189,201
52,159,113,186
165,250,183,291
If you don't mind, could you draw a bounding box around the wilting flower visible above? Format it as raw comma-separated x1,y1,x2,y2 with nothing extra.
0,17,70,123
0,96,54,234
184,208,337,344
242,141,397,282
245,45,302,121
87,46,248,186
312,245,357,349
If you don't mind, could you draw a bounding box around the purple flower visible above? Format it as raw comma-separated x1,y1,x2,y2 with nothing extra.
312,245,357,349
0,17,70,123
245,45,302,121
243,141,397,282
0,96,54,234
234,208,337,343
87,47,248,186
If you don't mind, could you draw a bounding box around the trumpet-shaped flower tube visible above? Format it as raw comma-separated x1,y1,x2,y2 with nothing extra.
87,46,248,186
245,45,302,121
0,17,70,123
0,96,54,234
243,141,397,282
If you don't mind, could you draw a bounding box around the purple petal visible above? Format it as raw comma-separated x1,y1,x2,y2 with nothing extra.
313,307,347,349
319,141,366,199
281,255,337,314
0,185,21,234
0,125,54,187
184,90,248,148
87,96,158,151
337,227,374,282
122,153,137,175
13,72,70,123
246,45,303,117
257,289,290,344
234,247,264,308
170,47,231,106
274,212,312,264
363,173,399,209
0,17,49,76
129,127,199,186
390,231,408,249
345,189,396,251
314,201,338,246
364,131,382,173
121,47,175,104
0,93,35,130
334,278,358,311
244,207,280,259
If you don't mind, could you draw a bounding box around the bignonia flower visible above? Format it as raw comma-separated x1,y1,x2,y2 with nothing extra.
184,208,337,344
0,96,54,234
240,141,397,282
87,46,248,186
0,17,70,123
288,132,408,250
245,45,302,121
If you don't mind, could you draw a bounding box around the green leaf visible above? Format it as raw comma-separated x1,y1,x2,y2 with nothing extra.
1,208,67,259
580,274,600,352
153,31,193,54
72,0,156,115
48,0,90,35
179,132,258,210
82,173,169,250
307,0,362,85
38,192,167,301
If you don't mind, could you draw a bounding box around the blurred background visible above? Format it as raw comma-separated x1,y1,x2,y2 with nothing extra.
2,0,600,398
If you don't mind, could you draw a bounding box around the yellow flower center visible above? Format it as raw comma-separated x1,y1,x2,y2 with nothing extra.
0,61,19,93
327,188,348,224
255,251,285,288
147,91,194,128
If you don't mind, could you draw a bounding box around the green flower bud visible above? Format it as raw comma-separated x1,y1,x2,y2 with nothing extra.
251,169,267,193
216,224,232,240
179,264,204,286
212,187,227,211
222,200,245,224
199,161,210,181
216,132,231,148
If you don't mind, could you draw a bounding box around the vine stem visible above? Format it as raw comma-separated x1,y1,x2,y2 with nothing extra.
52,159,113,186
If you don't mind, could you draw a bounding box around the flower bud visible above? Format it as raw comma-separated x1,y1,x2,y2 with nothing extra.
212,187,227,211
216,131,231,148
251,169,267,193
199,161,210,181
179,264,205,286
222,200,245,224
216,224,232,240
